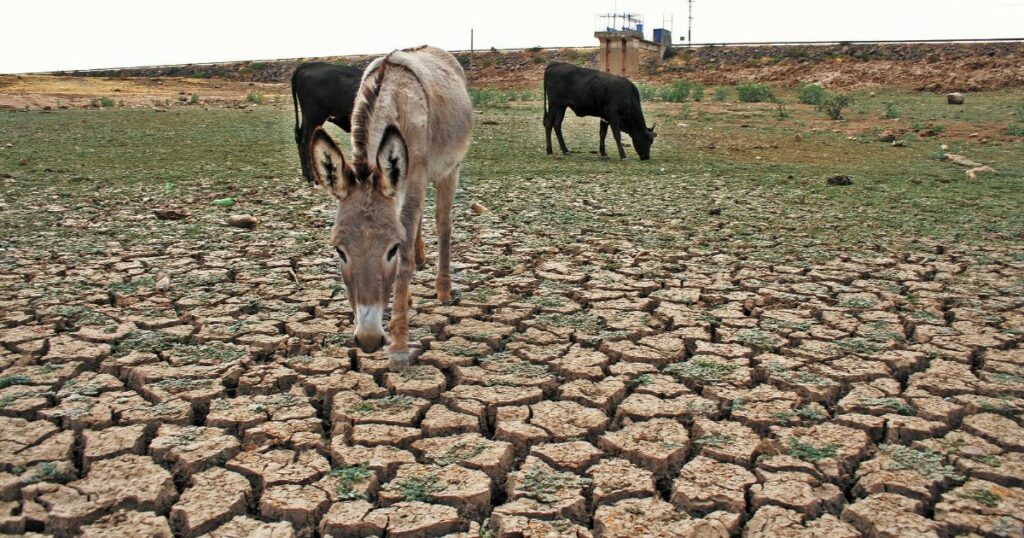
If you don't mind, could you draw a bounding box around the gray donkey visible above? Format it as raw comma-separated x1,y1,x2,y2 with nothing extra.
307,45,473,370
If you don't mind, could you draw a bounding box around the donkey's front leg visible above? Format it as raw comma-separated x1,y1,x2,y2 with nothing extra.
388,239,416,370
435,166,458,303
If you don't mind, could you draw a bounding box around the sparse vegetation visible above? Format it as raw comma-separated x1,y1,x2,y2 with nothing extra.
330,464,372,500
246,91,264,104
713,86,730,101
787,437,839,462
882,445,963,480
665,358,738,383
521,465,591,503
818,92,853,120
736,82,775,103
797,83,825,105
390,473,444,502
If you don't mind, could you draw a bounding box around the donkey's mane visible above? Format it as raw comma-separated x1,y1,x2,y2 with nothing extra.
350,49,430,173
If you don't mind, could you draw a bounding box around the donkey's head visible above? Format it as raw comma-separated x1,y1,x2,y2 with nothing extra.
308,127,409,353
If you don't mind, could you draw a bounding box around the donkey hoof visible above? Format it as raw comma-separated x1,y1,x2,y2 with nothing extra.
389,351,412,372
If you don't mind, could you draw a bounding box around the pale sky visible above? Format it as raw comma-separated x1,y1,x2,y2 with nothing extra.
2,0,1022,73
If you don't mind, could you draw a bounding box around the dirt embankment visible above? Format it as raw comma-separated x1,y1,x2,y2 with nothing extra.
46,42,1024,92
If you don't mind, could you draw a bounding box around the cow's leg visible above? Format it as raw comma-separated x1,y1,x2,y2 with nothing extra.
544,107,555,155
611,122,627,159
553,107,571,154
434,165,458,304
414,215,426,270
599,121,609,158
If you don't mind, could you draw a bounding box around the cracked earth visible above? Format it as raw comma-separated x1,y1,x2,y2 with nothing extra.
1,93,1023,537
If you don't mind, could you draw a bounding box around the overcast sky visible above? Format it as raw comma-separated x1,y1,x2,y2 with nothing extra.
2,0,1022,73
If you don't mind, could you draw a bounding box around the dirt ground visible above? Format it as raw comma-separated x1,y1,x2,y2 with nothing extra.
0,72,1022,537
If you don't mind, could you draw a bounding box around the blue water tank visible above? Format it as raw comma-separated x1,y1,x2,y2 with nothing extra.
637,23,644,35
653,28,664,43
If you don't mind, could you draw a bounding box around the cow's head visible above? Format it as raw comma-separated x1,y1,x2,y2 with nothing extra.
632,124,657,160
308,127,408,354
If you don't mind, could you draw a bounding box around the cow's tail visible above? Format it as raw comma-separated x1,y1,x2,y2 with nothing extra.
291,76,301,145
542,80,549,126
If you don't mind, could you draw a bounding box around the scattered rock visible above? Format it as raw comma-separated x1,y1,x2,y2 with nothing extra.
154,208,190,220
826,175,852,186
226,214,258,229
947,92,965,105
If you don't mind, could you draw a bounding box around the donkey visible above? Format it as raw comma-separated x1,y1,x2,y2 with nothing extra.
307,46,473,369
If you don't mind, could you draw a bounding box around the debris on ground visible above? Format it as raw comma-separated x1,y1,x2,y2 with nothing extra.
827,175,853,186
153,208,190,220
213,197,237,207
226,214,259,229
941,153,983,167
965,166,998,180
947,92,965,105
470,202,489,215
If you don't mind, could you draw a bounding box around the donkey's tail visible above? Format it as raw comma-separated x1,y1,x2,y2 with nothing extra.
542,81,549,126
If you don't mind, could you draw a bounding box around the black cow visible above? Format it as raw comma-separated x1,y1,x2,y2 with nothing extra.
291,62,363,182
543,61,656,160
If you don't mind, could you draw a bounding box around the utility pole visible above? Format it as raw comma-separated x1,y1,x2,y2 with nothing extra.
688,0,694,46
470,29,474,69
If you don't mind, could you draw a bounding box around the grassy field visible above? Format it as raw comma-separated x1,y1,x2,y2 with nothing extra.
2,87,1021,262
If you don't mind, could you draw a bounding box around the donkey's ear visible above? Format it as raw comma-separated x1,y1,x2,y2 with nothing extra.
375,126,407,197
309,128,354,199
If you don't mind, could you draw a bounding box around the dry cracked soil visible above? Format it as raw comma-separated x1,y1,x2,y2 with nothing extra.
0,84,1023,538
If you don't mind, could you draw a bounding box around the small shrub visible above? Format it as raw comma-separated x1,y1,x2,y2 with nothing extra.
469,88,510,108
713,87,730,101
691,83,705,102
660,80,693,103
189,94,199,105
796,83,825,105
531,55,546,64
884,101,900,119
248,62,267,71
736,82,774,103
528,46,542,53
99,96,115,108
246,92,264,105
635,82,657,102
818,92,853,120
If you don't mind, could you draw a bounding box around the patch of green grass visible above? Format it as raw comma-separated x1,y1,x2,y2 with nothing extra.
435,439,488,466
660,80,694,103
246,91,264,104
835,337,882,355
350,395,415,415
795,404,825,420
626,374,652,388
330,464,372,500
882,445,963,480
956,487,1001,508
0,375,32,389
695,433,735,448
111,330,176,356
736,329,781,350
839,297,875,309
520,465,591,503
665,358,738,382
390,473,444,502
787,438,839,462
863,397,916,415
22,462,60,484
1008,124,1024,137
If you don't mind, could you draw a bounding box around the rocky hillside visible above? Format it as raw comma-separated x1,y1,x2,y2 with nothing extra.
52,41,1024,92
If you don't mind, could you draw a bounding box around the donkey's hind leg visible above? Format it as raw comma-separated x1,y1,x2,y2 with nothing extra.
434,165,459,304
414,215,427,270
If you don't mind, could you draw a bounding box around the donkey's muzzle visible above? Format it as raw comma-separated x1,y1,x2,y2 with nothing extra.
356,334,386,354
